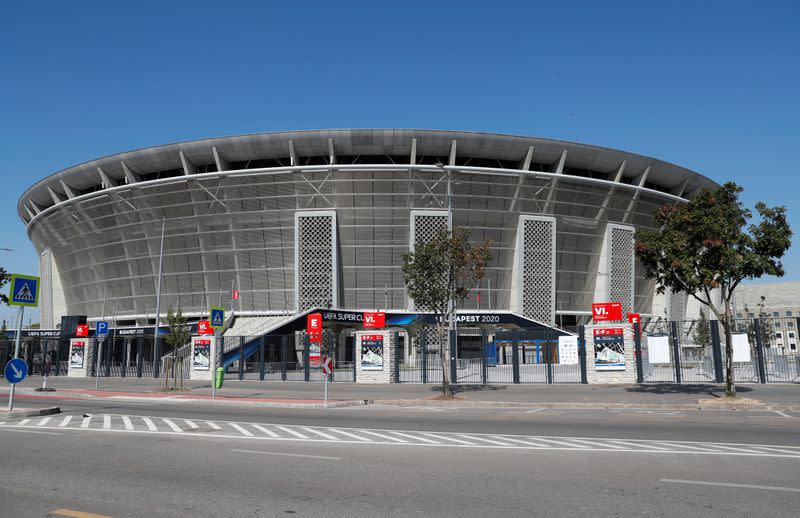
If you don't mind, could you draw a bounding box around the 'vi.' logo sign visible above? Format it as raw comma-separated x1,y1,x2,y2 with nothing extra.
363,312,386,329
592,302,623,322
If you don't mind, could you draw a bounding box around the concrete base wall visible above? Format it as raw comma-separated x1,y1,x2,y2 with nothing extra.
586,324,637,384
355,330,397,383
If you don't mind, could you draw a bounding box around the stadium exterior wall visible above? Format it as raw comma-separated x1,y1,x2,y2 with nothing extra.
17,129,718,329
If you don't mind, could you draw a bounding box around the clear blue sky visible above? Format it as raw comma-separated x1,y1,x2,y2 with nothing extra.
1,0,798,324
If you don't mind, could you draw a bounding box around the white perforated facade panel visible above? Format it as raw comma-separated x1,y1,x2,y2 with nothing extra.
295,211,337,311
607,224,635,315
410,210,448,250
519,216,556,325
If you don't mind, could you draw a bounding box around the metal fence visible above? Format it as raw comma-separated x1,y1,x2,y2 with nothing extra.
639,316,800,384
398,327,585,385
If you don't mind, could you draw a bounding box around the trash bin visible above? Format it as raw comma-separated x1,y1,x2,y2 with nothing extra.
215,367,224,389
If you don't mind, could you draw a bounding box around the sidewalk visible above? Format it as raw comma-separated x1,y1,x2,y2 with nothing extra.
6,376,800,410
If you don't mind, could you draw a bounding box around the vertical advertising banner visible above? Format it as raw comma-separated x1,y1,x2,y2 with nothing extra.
594,328,625,370
360,333,384,371
192,338,211,370
557,335,579,365
70,341,85,368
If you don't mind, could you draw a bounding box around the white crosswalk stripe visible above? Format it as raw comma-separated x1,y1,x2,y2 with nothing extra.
229,423,254,437
5,413,800,460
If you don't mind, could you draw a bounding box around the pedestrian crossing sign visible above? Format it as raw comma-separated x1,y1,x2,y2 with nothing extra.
9,274,40,307
210,306,225,329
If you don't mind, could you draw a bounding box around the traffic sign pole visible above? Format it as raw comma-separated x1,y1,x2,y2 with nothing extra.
7,305,25,411
95,337,104,389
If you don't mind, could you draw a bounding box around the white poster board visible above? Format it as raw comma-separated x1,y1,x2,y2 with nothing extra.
558,335,579,365
647,335,671,364
732,333,751,362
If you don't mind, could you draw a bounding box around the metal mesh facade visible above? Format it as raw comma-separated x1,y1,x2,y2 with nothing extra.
668,290,688,321
19,130,714,324
520,216,556,325
607,224,636,315
295,211,336,311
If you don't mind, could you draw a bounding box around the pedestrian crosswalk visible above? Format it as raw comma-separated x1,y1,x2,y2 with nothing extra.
3,413,800,459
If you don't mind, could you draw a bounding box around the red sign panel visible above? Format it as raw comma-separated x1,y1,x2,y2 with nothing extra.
76,324,89,337
197,320,213,335
232,289,239,301
594,327,625,336
307,313,322,333
322,357,333,375
627,313,640,324
592,302,623,322
363,312,386,329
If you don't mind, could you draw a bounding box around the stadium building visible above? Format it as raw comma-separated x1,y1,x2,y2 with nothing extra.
20,129,717,334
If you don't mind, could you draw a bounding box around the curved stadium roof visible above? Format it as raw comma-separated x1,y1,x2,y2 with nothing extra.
18,129,718,224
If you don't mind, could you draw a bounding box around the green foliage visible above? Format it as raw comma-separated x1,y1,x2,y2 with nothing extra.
636,182,792,396
402,227,492,395
0,266,10,305
402,227,492,317
165,306,191,355
636,182,792,306
693,309,711,348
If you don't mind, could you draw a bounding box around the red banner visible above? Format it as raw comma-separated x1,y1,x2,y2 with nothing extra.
592,302,623,322
76,324,89,337
197,320,213,335
594,327,625,336
307,313,322,333
363,312,386,329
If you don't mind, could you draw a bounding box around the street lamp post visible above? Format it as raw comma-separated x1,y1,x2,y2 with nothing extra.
153,217,166,378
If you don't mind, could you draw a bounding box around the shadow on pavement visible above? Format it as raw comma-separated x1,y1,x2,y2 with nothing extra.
625,384,753,398
441,385,508,395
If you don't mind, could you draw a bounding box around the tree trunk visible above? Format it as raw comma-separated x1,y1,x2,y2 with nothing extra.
439,324,450,396
721,316,736,398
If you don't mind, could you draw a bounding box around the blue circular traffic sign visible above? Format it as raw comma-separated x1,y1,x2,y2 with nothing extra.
5,358,28,384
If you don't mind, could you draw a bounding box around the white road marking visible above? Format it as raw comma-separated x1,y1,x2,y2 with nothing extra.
608,440,670,451
183,419,199,429
80,416,91,428
771,409,792,418
229,423,254,437
491,436,549,448
205,421,221,430
391,431,441,444
275,425,308,439
703,443,764,454
162,418,183,433
661,479,800,493
37,417,52,427
749,445,800,455
301,427,339,441
422,433,475,445
458,434,512,446
122,416,133,431
102,415,111,430
525,408,546,413
531,437,590,449
141,417,158,431
232,449,342,461
359,430,408,443
569,438,628,449
58,416,72,428
654,441,719,452
328,428,371,442
0,428,62,436
251,424,279,438
18,419,30,426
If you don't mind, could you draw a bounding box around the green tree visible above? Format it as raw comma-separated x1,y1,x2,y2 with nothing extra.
0,266,11,305
693,309,712,349
636,182,791,397
164,306,191,389
402,228,492,396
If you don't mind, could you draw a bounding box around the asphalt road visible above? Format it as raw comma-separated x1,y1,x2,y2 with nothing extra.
1,398,799,517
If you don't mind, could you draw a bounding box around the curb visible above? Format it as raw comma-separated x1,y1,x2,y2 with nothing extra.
370,399,797,411
2,406,61,421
